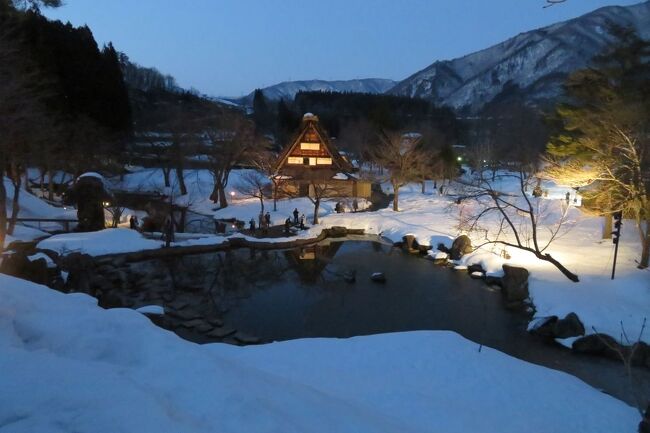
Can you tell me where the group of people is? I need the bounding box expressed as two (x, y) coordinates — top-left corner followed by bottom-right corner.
(249, 211), (272, 234)
(284, 208), (306, 233)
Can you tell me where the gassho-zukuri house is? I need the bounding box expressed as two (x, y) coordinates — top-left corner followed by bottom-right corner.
(274, 113), (372, 199)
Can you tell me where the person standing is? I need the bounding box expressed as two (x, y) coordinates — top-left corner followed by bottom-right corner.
(293, 208), (299, 224)
(265, 212), (271, 227)
(565, 191), (570, 205)
(352, 199), (358, 213)
(284, 217), (292, 234)
(249, 217), (256, 234)
(129, 215), (136, 229)
(299, 213), (305, 230)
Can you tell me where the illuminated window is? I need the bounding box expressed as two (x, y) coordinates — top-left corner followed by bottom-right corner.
(309, 157), (317, 166)
(316, 157), (332, 165)
(287, 157), (302, 164)
(300, 142), (320, 151)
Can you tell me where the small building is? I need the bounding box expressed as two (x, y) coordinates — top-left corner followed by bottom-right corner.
(275, 113), (371, 199)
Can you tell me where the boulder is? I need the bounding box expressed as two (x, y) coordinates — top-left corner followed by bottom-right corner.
(501, 265), (529, 302)
(571, 333), (622, 360)
(552, 312), (585, 339)
(449, 235), (472, 260)
(343, 270), (356, 283)
(402, 235), (420, 254)
(0, 252), (50, 285)
(630, 342), (650, 368)
(370, 272), (386, 283)
(529, 316), (558, 337)
(328, 226), (348, 238)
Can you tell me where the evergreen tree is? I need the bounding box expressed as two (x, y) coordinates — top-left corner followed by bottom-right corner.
(252, 88), (271, 132)
(545, 27), (650, 267)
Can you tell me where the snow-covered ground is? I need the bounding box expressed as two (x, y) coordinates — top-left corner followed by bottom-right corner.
(0, 273), (638, 433)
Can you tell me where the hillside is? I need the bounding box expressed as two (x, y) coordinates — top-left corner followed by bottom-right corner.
(388, 1), (650, 112)
(237, 78), (397, 106)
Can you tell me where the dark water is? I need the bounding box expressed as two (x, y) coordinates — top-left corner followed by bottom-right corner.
(167, 237), (648, 408)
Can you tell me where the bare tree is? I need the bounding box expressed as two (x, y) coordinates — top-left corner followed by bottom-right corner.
(305, 178), (347, 225)
(235, 170), (270, 215)
(459, 168), (579, 282)
(372, 130), (428, 211)
(204, 113), (260, 209)
(248, 150), (286, 212)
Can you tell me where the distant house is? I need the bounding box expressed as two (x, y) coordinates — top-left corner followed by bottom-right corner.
(275, 113), (371, 199)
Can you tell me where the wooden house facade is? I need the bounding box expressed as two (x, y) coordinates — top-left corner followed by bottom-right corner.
(275, 113), (371, 199)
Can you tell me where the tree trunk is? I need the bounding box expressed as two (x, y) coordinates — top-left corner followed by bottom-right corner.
(47, 166), (54, 201)
(0, 170), (7, 250)
(218, 185), (228, 209)
(421, 181), (425, 194)
(313, 199), (320, 225)
(602, 214), (612, 239)
(639, 219), (649, 269)
(259, 194), (264, 215)
(392, 183), (399, 211)
(39, 168), (45, 196)
(178, 208), (187, 233)
(162, 167), (171, 188)
(8, 163), (21, 236)
(175, 166), (187, 196)
(23, 166), (31, 194)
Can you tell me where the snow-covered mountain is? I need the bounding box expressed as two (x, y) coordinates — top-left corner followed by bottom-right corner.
(389, 1), (650, 113)
(238, 78), (397, 105)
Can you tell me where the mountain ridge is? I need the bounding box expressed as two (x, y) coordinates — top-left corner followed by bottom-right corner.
(387, 1), (650, 112)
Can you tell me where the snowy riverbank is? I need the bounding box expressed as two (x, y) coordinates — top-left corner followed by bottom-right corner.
(0, 273), (639, 433)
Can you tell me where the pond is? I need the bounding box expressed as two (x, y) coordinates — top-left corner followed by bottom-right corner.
(143, 236), (648, 407)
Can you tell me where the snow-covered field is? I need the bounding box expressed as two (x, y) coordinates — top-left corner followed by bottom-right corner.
(0, 273), (639, 433)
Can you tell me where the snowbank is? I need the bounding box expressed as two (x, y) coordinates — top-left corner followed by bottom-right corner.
(36, 228), (230, 256)
(0, 274), (638, 433)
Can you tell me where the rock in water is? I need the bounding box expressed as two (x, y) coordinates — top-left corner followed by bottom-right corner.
(450, 235), (472, 260)
(553, 312), (585, 339)
(370, 272), (386, 283)
(501, 265), (529, 302)
(343, 270), (356, 283)
(571, 333), (622, 360)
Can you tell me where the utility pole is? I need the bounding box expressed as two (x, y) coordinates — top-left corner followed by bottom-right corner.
(611, 211), (623, 279)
